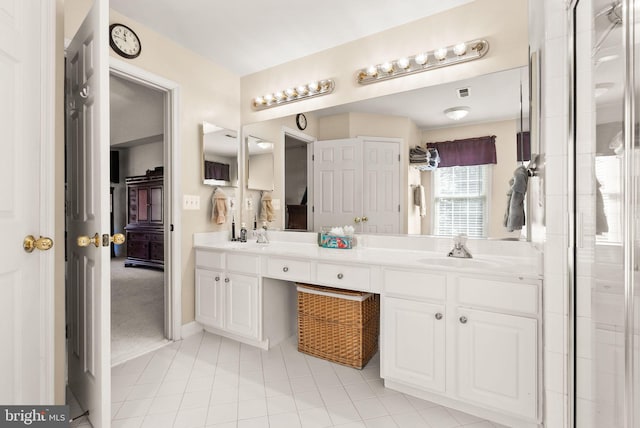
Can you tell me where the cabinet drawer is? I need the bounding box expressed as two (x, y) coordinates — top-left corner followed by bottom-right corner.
(149, 233), (164, 242)
(195, 250), (224, 270)
(456, 276), (539, 316)
(226, 253), (259, 274)
(127, 240), (148, 259)
(150, 242), (164, 261)
(316, 263), (370, 290)
(383, 269), (446, 301)
(127, 232), (149, 241)
(266, 257), (311, 282)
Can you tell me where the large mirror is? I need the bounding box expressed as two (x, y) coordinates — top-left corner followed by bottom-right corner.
(246, 135), (275, 191)
(242, 65), (535, 240)
(202, 122), (239, 187)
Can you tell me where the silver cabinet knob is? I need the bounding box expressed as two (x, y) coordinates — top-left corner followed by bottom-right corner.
(224, 278), (230, 283)
(435, 313), (443, 320)
(337, 273), (344, 279)
(283, 266), (289, 272)
(215, 276), (220, 281)
(459, 316), (468, 324)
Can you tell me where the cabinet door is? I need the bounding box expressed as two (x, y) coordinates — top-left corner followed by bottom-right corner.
(195, 268), (224, 329)
(225, 273), (259, 339)
(382, 297), (446, 392)
(456, 308), (537, 420)
(149, 184), (163, 223)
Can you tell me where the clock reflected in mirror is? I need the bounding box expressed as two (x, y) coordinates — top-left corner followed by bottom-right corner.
(109, 23), (142, 59)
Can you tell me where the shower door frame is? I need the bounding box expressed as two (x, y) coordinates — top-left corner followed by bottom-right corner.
(569, 0), (637, 427)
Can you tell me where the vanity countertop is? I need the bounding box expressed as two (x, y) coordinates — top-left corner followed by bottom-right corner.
(194, 233), (542, 280)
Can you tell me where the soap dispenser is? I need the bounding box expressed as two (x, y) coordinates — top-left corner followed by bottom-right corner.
(239, 222), (247, 242)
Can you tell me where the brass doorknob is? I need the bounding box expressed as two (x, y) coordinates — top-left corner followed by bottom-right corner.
(23, 235), (54, 253)
(77, 233), (100, 248)
(362, 216), (368, 222)
(354, 217), (362, 223)
(109, 233), (126, 245)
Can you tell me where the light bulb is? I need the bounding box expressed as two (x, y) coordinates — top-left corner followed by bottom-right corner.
(397, 57), (410, 69)
(297, 85), (308, 96)
(285, 88), (296, 98)
(274, 91), (284, 101)
(308, 81), (319, 93)
(254, 96), (264, 106)
(380, 62), (393, 73)
(264, 94), (274, 104)
(453, 43), (467, 56)
(434, 47), (448, 61)
(414, 53), (428, 65)
(366, 65), (378, 76)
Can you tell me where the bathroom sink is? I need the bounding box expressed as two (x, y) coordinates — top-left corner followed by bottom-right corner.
(416, 256), (503, 269)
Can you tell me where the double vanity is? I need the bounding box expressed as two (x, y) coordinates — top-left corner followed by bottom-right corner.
(193, 231), (543, 428)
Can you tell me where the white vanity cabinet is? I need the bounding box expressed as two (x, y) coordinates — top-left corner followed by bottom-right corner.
(381, 268), (541, 427)
(382, 297), (446, 392)
(195, 249), (260, 343)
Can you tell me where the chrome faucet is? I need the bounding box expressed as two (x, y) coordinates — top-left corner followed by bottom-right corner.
(448, 234), (472, 259)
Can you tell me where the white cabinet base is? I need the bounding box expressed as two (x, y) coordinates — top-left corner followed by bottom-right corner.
(384, 380), (541, 428)
(202, 325), (269, 350)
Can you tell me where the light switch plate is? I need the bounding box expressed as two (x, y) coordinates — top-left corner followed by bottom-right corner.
(183, 194), (200, 210)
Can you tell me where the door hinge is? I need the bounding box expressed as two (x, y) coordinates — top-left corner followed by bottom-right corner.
(398, 154), (400, 161)
(398, 204), (401, 212)
(170, 224), (174, 232)
(312, 206), (315, 213)
(65, 324), (68, 339)
(312, 154), (315, 161)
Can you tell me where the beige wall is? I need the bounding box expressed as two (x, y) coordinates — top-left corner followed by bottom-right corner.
(421, 119), (522, 239)
(64, 2), (241, 327)
(240, 0), (528, 125)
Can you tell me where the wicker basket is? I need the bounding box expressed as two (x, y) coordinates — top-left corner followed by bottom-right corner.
(296, 283), (379, 369)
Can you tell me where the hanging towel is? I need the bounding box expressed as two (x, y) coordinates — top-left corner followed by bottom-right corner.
(595, 178), (609, 235)
(260, 191), (275, 222)
(503, 166), (529, 232)
(212, 188), (228, 225)
(414, 185), (427, 217)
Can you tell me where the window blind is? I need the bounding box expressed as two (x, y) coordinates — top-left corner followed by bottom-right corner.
(433, 165), (488, 238)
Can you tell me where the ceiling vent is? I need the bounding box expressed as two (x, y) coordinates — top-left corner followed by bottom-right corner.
(456, 87), (470, 98)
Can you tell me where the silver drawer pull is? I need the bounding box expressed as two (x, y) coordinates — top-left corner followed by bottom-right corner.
(459, 316), (468, 324)
(283, 266), (289, 272)
(435, 313), (443, 320)
(215, 276), (220, 281)
(337, 273), (344, 279)
(224, 278), (230, 283)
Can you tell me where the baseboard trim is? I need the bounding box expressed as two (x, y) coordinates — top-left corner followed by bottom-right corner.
(180, 321), (204, 339)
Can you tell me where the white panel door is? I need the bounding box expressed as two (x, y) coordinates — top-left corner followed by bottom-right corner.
(66, 1), (111, 427)
(382, 297), (446, 392)
(456, 308), (537, 419)
(0, 0), (54, 404)
(195, 268), (224, 329)
(313, 138), (362, 230)
(225, 273), (259, 339)
(362, 139), (400, 233)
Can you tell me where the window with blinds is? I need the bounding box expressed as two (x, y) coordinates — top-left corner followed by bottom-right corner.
(432, 165), (489, 238)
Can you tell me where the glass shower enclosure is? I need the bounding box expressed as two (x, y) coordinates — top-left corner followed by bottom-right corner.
(573, 0), (639, 426)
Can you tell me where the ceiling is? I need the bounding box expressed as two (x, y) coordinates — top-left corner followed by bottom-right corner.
(109, 0), (473, 76)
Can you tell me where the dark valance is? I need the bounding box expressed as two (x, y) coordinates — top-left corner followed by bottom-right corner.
(516, 131), (531, 162)
(204, 161), (230, 181)
(426, 135), (497, 167)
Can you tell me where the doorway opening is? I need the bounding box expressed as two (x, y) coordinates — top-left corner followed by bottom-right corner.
(283, 130), (314, 231)
(109, 73), (168, 365)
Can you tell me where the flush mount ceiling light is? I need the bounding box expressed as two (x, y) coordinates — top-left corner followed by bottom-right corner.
(356, 39), (489, 85)
(256, 141), (273, 150)
(595, 82), (614, 97)
(444, 106), (470, 121)
(252, 79), (335, 110)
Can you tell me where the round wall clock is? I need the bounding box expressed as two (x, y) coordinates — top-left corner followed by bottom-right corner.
(296, 113), (307, 130)
(109, 23), (142, 59)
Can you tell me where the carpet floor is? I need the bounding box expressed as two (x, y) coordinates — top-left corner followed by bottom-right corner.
(111, 258), (166, 366)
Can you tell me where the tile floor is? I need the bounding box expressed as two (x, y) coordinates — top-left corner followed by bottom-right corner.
(76, 331), (510, 428)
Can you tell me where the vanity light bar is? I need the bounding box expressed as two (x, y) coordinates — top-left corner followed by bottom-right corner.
(252, 79), (335, 110)
(356, 39), (489, 85)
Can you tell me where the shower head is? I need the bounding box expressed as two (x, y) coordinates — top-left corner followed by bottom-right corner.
(593, 2), (623, 57)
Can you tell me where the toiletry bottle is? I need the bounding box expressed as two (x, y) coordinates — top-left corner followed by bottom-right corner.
(240, 222), (247, 242)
